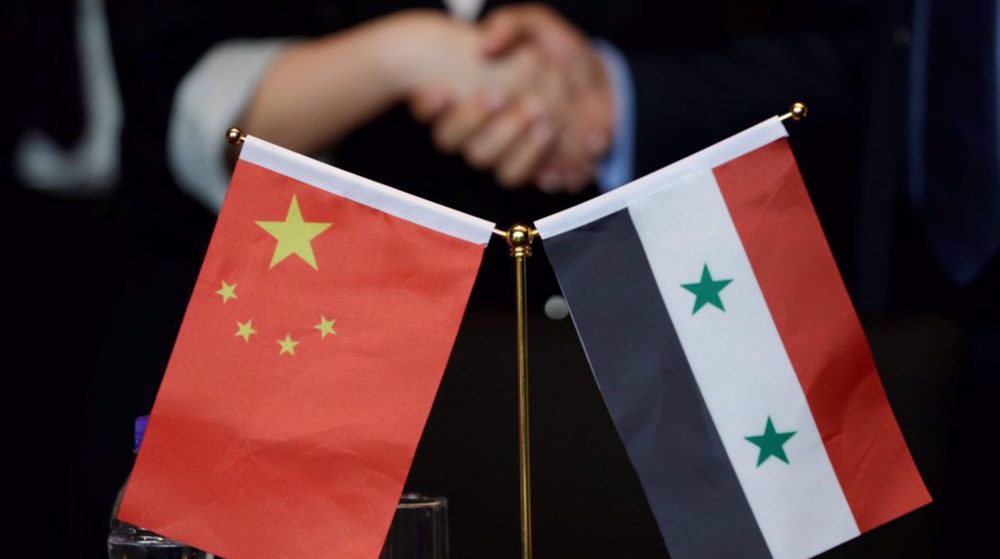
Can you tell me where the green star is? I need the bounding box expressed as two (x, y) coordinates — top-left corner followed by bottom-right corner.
(681, 264), (733, 314)
(744, 416), (796, 467)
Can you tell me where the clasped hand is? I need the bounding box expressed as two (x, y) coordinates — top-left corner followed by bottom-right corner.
(403, 5), (614, 193)
(243, 5), (613, 194)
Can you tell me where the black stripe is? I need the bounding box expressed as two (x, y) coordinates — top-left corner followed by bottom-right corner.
(543, 209), (770, 559)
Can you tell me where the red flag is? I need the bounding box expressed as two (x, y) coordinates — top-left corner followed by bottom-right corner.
(118, 137), (494, 558)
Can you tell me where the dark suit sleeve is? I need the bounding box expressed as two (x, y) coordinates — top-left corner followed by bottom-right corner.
(625, 30), (859, 175)
(577, 0), (871, 288)
(551, 0), (868, 176)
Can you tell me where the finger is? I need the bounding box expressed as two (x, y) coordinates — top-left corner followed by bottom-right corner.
(496, 120), (555, 189)
(462, 98), (540, 170)
(534, 158), (569, 193)
(586, 130), (611, 157)
(409, 86), (452, 123)
(536, 162), (592, 194)
(534, 142), (593, 194)
(578, 90), (615, 156)
(564, 163), (596, 194)
(432, 91), (507, 154)
(480, 10), (524, 56)
(529, 15), (576, 64)
(481, 5), (562, 56)
(554, 132), (592, 175)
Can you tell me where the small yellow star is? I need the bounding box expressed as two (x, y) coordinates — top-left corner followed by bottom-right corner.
(235, 320), (257, 343)
(314, 316), (337, 338)
(256, 195), (333, 270)
(215, 281), (237, 303)
(277, 334), (299, 356)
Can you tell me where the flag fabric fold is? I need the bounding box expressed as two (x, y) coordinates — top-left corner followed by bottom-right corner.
(537, 119), (931, 559)
(118, 136), (494, 559)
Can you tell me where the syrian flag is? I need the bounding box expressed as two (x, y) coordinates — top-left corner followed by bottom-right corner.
(536, 119), (931, 559)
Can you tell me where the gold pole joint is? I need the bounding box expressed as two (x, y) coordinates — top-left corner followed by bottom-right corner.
(506, 224), (537, 258)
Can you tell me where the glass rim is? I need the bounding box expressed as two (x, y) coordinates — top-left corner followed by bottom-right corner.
(397, 492), (447, 510)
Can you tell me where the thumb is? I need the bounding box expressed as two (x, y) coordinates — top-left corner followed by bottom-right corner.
(480, 10), (524, 56)
(409, 86), (452, 123)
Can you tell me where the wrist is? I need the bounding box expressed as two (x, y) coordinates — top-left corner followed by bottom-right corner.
(369, 10), (456, 98)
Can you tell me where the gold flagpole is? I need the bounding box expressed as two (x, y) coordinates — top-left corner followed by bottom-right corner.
(227, 103), (804, 148)
(226, 102), (804, 148)
(495, 224), (537, 559)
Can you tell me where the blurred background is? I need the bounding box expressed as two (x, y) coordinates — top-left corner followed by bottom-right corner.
(4, 0), (997, 557)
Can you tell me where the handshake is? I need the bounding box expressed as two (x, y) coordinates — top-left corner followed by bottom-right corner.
(244, 5), (615, 195)
(402, 6), (615, 194)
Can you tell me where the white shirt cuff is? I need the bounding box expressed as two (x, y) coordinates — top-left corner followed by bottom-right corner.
(167, 39), (290, 212)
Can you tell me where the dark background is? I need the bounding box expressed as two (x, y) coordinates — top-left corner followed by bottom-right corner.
(4, 0), (997, 556)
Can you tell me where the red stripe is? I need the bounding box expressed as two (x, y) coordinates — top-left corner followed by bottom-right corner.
(714, 140), (931, 532)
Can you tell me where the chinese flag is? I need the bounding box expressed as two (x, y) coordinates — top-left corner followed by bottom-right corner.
(118, 137), (494, 558)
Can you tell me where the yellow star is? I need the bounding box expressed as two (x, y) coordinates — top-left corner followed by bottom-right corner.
(315, 316), (337, 338)
(255, 195), (332, 270)
(216, 281), (237, 303)
(235, 320), (257, 343)
(277, 333), (299, 356)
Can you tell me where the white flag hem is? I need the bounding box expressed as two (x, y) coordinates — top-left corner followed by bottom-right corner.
(240, 136), (496, 245)
(534, 117), (788, 239)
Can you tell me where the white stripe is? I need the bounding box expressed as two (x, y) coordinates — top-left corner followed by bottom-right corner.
(239, 136), (495, 245)
(627, 170), (859, 559)
(534, 117), (787, 239)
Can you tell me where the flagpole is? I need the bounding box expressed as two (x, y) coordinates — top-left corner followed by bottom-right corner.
(497, 224), (538, 559)
(226, 102), (804, 149)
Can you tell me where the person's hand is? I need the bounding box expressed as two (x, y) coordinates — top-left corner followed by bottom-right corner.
(400, 13), (569, 189)
(410, 67), (570, 189)
(389, 12), (543, 104)
(480, 4), (615, 192)
(409, 5), (614, 193)
(241, 10), (531, 154)
(236, 7), (607, 189)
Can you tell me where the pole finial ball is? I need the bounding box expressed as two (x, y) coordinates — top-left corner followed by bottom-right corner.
(789, 102), (808, 121)
(226, 127), (245, 145)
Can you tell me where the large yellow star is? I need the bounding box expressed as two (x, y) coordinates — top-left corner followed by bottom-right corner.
(235, 319), (257, 343)
(314, 315), (337, 338)
(256, 195), (332, 270)
(277, 333), (300, 356)
(216, 281), (237, 303)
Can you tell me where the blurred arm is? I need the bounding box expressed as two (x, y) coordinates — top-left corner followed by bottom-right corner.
(624, 32), (857, 176)
(239, 13), (448, 154)
(167, 39), (288, 211)
(167, 11), (482, 211)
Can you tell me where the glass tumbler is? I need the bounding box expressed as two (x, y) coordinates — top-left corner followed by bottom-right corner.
(379, 493), (449, 559)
